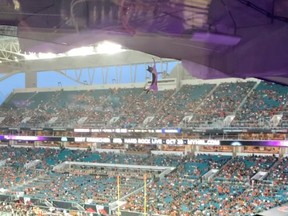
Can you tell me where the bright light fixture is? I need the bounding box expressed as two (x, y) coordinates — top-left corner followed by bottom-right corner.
(24, 52), (37, 60)
(66, 46), (95, 57)
(38, 52), (58, 59)
(24, 52), (60, 60)
(95, 41), (123, 54)
(13, 0), (20, 10)
(23, 41), (123, 61)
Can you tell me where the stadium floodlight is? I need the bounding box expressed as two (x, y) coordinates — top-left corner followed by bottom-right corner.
(37, 52), (58, 59)
(24, 52), (61, 60)
(24, 52), (38, 60)
(66, 46), (95, 57)
(23, 41), (123, 61)
(95, 41), (123, 54)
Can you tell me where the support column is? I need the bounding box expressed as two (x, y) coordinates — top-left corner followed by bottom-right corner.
(61, 142), (67, 148)
(34, 141), (41, 147)
(176, 63), (183, 91)
(233, 146), (242, 157)
(193, 145), (199, 156)
(25, 71), (37, 88)
(279, 147), (288, 158)
(91, 142), (101, 151)
(185, 145), (193, 155)
(9, 140), (16, 146)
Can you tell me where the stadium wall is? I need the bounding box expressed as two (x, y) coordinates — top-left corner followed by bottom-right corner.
(12, 77), (259, 95)
(180, 77), (260, 85)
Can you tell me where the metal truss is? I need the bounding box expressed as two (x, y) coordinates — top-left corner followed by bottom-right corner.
(56, 66), (126, 85)
(0, 37), (23, 62)
(56, 69), (90, 85)
(54, 60), (173, 85)
(237, 0), (288, 24)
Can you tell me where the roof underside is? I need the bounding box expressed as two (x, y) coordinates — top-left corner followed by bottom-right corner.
(0, 0), (287, 84)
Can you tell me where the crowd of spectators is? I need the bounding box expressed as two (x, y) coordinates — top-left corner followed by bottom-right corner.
(176, 154), (231, 179)
(146, 84), (215, 128)
(218, 185), (288, 216)
(124, 178), (248, 215)
(191, 81), (256, 127)
(215, 155), (277, 182)
(0, 200), (39, 216)
(0, 146), (287, 215)
(22, 172), (143, 205)
(279, 105), (288, 127)
(0, 200), (94, 215)
(123, 176), (197, 215)
(123, 154), (288, 216)
(266, 156), (288, 184)
(3, 79), (288, 214)
(115, 89), (174, 128)
(0, 80), (288, 129)
(232, 81), (288, 127)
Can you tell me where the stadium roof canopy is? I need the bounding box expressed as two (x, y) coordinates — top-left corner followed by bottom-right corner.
(0, 48), (174, 74)
(0, 0), (287, 84)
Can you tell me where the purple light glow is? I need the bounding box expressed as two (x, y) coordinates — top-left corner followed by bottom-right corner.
(245, 140), (288, 147)
(4, 135), (45, 141)
(191, 33), (241, 46)
(277, 141), (288, 147)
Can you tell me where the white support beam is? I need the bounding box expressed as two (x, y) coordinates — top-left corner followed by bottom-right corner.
(0, 50), (175, 74)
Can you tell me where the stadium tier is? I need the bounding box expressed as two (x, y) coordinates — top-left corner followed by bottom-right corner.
(1, 79), (288, 129)
(0, 147), (287, 215)
(0, 79), (287, 215)
(0, 0), (287, 215)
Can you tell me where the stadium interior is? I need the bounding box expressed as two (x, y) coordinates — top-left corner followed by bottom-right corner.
(0, 0), (287, 216)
